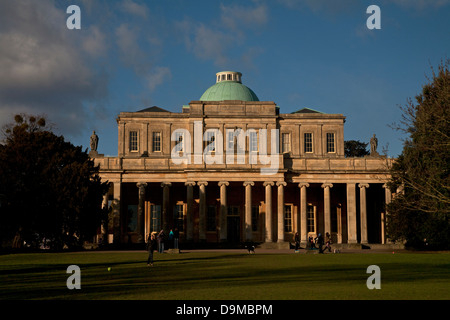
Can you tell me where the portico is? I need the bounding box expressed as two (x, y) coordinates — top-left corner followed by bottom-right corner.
(94, 70), (393, 248)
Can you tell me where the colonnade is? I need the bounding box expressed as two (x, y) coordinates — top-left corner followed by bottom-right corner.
(106, 180), (392, 245)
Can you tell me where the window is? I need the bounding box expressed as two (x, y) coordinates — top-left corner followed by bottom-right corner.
(129, 131), (138, 152)
(304, 133), (313, 153)
(207, 206), (216, 231)
(307, 205), (315, 233)
(327, 133), (335, 153)
(150, 205), (161, 233)
(127, 205), (138, 232)
(152, 132), (161, 152)
(228, 206), (239, 216)
(174, 132), (184, 152)
(174, 204), (184, 232)
(251, 206), (259, 232)
(249, 131), (258, 152)
(331, 206), (338, 233)
(282, 133), (291, 153)
(284, 205), (292, 232)
(227, 129), (244, 153)
(206, 131), (216, 152)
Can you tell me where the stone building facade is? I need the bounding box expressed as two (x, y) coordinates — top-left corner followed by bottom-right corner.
(94, 71), (392, 248)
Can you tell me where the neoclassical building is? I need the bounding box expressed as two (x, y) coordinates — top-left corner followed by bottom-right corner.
(94, 71), (393, 248)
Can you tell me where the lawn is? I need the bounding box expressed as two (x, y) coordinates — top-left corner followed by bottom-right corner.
(0, 250), (449, 300)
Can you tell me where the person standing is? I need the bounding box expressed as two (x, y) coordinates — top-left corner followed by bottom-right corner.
(157, 230), (165, 253)
(147, 233), (157, 266)
(317, 233), (324, 253)
(294, 232), (300, 252)
(168, 229), (174, 249)
(173, 227), (180, 250)
(325, 232), (332, 252)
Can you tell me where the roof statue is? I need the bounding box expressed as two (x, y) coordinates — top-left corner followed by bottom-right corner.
(89, 130), (103, 158)
(370, 134), (379, 156)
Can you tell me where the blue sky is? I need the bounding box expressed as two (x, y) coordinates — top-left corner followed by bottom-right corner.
(0, 0), (449, 157)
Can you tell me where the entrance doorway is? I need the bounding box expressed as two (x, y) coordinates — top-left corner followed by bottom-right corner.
(227, 206), (240, 243)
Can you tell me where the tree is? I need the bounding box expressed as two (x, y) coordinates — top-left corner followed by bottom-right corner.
(344, 140), (370, 157)
(0, 114), (109, 249)
(387, 60), (450, 249)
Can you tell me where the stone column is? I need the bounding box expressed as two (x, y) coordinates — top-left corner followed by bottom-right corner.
(101, 191), (109, 244)
(321, 183), (333, 238)
(198, 181), (208, 241)
(298, 183), (310, 246)
(346, 183), (357, 244)
(218, 181), (229, 242)
(359, 183), (370, 244)
(263, 182), (274, 242)
(185, 182), (196, 241)
(243, 181), (255, 241)
(136, 182), (147, 244)
(382, 183), (392, 245)
(276, 181), (287, 242)
(161, 182), (172, 234)
(112, 181), (122, 244)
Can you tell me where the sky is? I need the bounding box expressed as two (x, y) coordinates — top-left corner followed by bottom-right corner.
(0, 0), (449, 157)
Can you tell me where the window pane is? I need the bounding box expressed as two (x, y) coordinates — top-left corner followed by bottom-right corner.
(251, 206), (258, 231)
(153, 132), (161, 152)
(129, 131), (138, 151)
(284, 205), (292, 232)
(282, 133), (291, 153)
(249, 131), (258, 152)
(206, 131), (216, 152)
(174, 204), (184, 232)
(175, 132), (184, 152)
(307, 205), (314, 233)
(207, 206), (216, 231)
(150, 205), (161, 233)
(304, 133), (313, 153)
(327, 133), (335, 153)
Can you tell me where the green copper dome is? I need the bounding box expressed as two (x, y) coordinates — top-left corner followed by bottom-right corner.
(199, 71), (259, 102)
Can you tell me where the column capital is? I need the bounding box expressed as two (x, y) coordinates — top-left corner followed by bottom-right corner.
(136, 182), (148, 189)
(298, 182), (310, 188)
(263, 181), (274, 187)
(243, 181), (255, 187)
(198, 181), (208, 187)
(382, 183), (389, 189)
(358, 183), (370, 189)
(321, 183), (333, 189)
(185, 181), (196, 187)
(218, 181), (229, 187)
(276, 181), (287, 187)
(161, 182), (172, 188)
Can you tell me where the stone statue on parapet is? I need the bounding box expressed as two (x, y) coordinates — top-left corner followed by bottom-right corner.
(89, 130), (103, 158)
(370, 134), (379, 156)
(90, 130), (99, 152)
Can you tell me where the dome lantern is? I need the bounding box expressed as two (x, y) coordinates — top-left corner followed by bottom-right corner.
(200, 71), (259, 102)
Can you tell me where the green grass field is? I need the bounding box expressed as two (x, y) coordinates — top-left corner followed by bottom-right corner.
(0, 250), (449, 300)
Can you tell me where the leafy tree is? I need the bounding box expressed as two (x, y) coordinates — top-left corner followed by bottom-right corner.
(344, 140), (369, 157)
(387, 60), (450, 249)
(0, 114), (109, 249)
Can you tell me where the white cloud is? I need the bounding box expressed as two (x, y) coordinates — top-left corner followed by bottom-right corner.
(121, 0), (149, 19)
(146, 67), (172, 91)
(82, 26), (108, 57)
(176, 2), (269, 68)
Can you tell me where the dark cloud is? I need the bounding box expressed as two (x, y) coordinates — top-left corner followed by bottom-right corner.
(0, 0), (108, 137)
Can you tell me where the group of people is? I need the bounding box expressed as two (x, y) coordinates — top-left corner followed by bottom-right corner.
(146, 227), (180, 266)
(293, 232), (332, 253)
